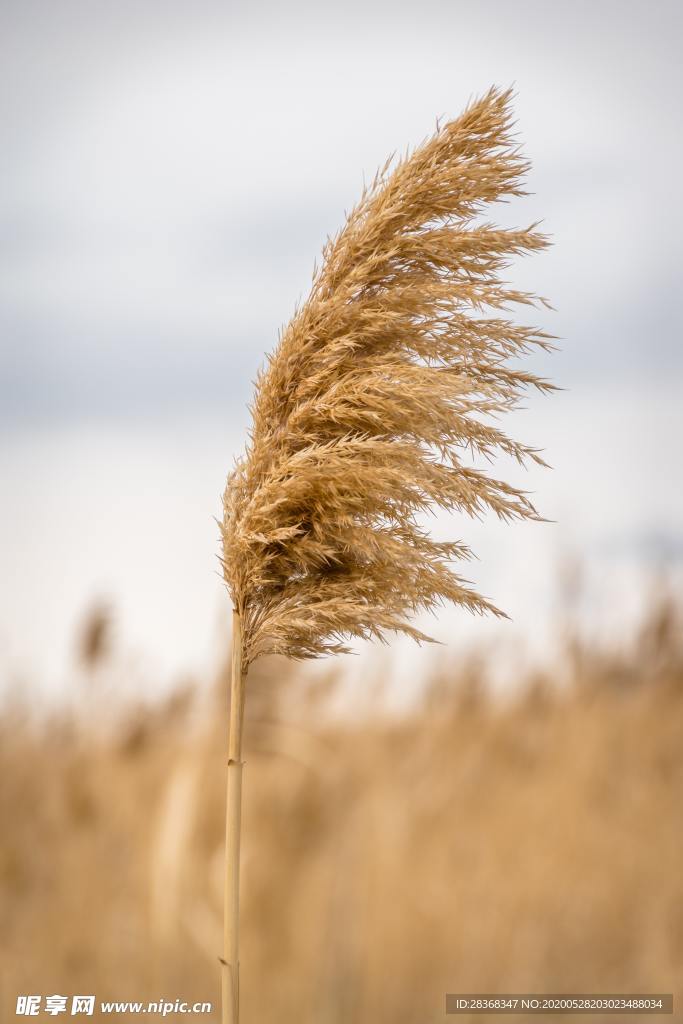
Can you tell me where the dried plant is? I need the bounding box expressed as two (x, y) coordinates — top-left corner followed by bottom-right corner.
(218, 86), (554, 1023)
(222, 86), (553, 667)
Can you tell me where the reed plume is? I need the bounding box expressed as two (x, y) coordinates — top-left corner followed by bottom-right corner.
(219, 86), (554, 1023)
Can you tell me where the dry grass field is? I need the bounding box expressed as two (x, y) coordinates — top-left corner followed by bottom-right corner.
(1, 590), (682, 1022)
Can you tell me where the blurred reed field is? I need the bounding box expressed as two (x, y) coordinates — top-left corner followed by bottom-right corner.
(1, 582), (682, 1023)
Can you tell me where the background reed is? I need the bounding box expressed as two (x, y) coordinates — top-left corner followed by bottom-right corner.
(1, 583), (681, 1022)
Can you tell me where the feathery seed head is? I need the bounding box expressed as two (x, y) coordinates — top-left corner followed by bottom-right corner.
(221, 87), (555, 668)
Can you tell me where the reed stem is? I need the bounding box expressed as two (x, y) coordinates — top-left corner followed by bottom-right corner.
(222, 609), (246, 1024)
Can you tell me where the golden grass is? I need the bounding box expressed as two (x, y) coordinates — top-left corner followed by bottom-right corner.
(1, 592), (681, 1022)
(221, 87), (555, 666)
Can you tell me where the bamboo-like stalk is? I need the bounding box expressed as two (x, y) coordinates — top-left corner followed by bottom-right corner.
(221, 609), (246, 1024)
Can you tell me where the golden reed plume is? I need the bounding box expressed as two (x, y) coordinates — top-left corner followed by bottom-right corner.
(222, 86), (553, 668)
(218, 87), (554, 1023)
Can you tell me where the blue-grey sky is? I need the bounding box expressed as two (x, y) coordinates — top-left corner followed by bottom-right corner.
(1, 0), (682, 694)
(2, 0), (681, 425)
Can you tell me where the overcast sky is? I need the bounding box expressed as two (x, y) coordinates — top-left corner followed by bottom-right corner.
(2, 0), (681, 425)
(1, 1), (682, 693)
